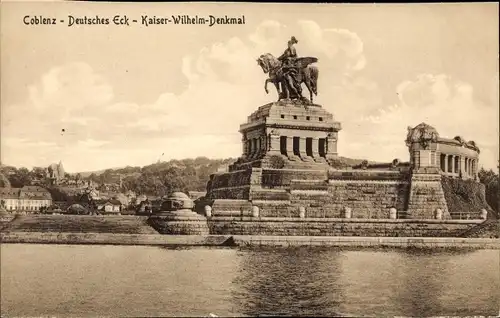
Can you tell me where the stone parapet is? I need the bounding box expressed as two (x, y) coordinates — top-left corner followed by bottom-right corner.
(207, 218), (482, 237)
(328, 169), (408, 181)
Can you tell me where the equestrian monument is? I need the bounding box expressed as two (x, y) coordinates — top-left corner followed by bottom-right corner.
(150, 36), (493, 237)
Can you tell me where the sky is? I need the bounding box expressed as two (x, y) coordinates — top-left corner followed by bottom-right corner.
(1, 2), (499, 172)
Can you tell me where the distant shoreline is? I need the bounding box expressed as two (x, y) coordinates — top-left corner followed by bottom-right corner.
(1, 232), (499, 249)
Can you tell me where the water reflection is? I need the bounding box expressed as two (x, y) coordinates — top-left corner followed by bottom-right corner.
(1, 245), (498, 317)
(396, 249), (499, 316)
(232, 247), (345, 317)
(231, 247), (499, 317)
(397, 249), (449, 316)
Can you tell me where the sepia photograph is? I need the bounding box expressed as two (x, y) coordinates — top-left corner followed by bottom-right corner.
(1, 1), (499, 317)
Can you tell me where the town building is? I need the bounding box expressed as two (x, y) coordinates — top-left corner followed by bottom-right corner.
(47, 161), (65, 185)
(0, 186), (53, 212)
(95, 199), (122, 213)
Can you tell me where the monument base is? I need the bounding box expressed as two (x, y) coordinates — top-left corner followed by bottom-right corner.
(148, 210), (210, 235)
(149, 192), (209, 235)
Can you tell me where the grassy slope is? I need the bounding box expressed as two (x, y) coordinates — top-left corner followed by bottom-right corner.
(2, 215), (159, 234)
(441, 176), (496, 218)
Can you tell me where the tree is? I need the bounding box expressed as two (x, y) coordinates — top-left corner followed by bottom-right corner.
(8, 167), (32, 187)
(32, 167), (46, 179)
(0, 173), (11, 188)
(88, 173), (99, 183)
(478, 168), (499, 214)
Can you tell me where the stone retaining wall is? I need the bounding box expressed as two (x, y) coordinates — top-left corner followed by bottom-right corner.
(407, 173), (449, 219)
(261, 169), (328, 188)
(0, 232), (232, 246)
(2, 232), (498, 249)
(233, 235), (500, 249)
(323, 179), (409, 218)
(208, 218), (481, 237)
(207, 169), (253, 199)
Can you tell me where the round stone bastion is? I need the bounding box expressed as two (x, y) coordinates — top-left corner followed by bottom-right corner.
(148, 192), (209, 235)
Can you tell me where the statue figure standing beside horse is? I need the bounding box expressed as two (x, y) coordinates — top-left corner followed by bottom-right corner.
(257, 36), (319, 103)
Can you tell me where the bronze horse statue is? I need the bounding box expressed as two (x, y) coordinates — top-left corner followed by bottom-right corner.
(257, 53), (319, 103)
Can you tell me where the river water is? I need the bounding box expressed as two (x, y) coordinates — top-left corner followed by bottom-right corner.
(1, 244), (499, 317)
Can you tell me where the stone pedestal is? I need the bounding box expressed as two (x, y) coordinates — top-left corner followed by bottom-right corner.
(149, 192), (209, 235)
(343, 206), (352, 219)
(389, 208), (397, 219)
(434, 208), (443, 220)
(299, 206), (306, 218)
(202, 101), (341, 220)
(231, 101), (341, 170)
(149, 211), (209, 235)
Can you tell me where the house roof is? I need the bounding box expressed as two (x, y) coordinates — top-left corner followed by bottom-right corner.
(96, 199), (122, 206)
(108, 199), (122, 205)
(19, 186), (52, 199)
(0, 188), (21, 199)
(0, 186), (52, 200)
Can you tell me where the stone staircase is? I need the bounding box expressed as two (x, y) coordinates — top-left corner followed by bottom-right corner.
(458, 219), (499, 238)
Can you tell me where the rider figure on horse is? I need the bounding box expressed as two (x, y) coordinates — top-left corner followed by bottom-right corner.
(278, 36), (302, 98)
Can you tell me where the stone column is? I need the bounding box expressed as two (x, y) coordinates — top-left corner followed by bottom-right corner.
(326, 132), (338, 160)
(450, 155), (455, 174)
(311, 137), (320, 158)
(248, 138), (256, 159)
(286, 136), (295, 158)
(460, 156), (465, 179)
(246, 140), (251, 158)
(465, 158), (472, 178)
(299, 137), (307, 158)
(444, 154), (448, 175)
(256, 137), (262, 158)
(242, 137), (248, 158)
(267, 130), (281, 155)
(472, 159), (478, 179)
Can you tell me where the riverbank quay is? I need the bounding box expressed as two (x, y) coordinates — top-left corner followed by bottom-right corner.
(1, 232), (499, 249)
